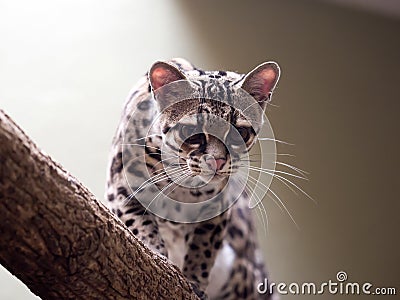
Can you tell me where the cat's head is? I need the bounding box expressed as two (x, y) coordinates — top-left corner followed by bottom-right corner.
(148, 60), (280, 185)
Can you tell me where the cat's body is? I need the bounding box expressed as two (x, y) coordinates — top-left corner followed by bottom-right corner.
(106, 58), (280, 299)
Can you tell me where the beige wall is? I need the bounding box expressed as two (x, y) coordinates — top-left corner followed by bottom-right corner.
(1, 0), (399, 298)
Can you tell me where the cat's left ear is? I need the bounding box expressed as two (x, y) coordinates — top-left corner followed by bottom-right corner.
(149, 61), (187, 91)
(149, 61), (188, 111)
(241, 62), (281, 110)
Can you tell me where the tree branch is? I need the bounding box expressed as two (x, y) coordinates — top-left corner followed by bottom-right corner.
(0, 109), (199, 300)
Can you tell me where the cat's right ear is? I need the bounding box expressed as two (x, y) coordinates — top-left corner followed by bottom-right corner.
(149, 61), (187, 91)
(241, 62), (281, 110)
(149, 61), (188, 111)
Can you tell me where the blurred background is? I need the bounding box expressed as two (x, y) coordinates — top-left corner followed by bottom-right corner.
(1, 0), (399, 299)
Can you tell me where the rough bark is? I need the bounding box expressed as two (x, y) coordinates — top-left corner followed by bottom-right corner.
(0, 109), (199, 300)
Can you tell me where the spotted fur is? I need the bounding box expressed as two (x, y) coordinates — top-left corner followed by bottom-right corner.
(106, 58), (280, 299)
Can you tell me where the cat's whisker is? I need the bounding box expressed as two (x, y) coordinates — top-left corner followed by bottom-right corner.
(267, 102), (280, 108)
(168, 162), (188, 167)
(150, 156), (179, 170)
(257, 137), (294, 145)
(238, 159), (261, 163)
(237, 171), (283, 212)
(268, 187), (300, 230)
(247, 153), (261, 157)
(257, 199), (269, 235)
(273, 172), (315, 204)
(274, 161), (309, 176)
(243, 165), (315, 204)
(152, 155), (186, 174)
(159, 170), (191, 199)
(235, 173), (269, 235)
(141, 168), (190, 213)
(240, 170), (299, 229)
(131, 166), (185, 197)
(261, 171), (300, 197)
(246, 183), (268, 230)
(132, 167), (175, 190)
(130, 174), (169, 198)
(246, 186), (268, 234)
(259, 153), (296, 157)
(120, 192), (136, 208)
(142, 171), (191, 216)
(243, 165), (308, 181)
(247, 152), (295, 158)
(145, 172), (179, 187)
(147, 166), (189, 185)
(152, 162), (186, 174)
(236, 163), (313, 204)
(237, 153), (262, 161)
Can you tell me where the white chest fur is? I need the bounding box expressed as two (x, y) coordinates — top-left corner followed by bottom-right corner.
(158, 220), (236, 299)
(158, 221), (189, 270)
(206, 241), (236, 298)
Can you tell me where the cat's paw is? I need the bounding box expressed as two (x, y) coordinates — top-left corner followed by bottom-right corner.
(190, 282), (208, 300)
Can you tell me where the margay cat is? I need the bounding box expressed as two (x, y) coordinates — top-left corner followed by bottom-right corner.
(106, 58), (280, 299)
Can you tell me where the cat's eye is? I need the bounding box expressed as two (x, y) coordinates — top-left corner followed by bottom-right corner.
(179, 124), (196, 139)
(179, 124), (205, 144)
(185, 133), (205, 144)
(229, 126), (252, 144)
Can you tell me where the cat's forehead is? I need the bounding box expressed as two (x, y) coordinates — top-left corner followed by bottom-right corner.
(185, 69), (244, 83)
(161, 99), (232, 124)
(156, 73), (264, 130)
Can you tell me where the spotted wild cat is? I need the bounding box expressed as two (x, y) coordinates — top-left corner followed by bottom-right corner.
(106, 58), (280, 299)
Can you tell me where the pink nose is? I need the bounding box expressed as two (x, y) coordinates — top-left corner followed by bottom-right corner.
(206, 157), (226, 171)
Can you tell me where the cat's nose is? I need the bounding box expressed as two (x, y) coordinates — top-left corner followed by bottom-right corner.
(205, 157), (226, 171)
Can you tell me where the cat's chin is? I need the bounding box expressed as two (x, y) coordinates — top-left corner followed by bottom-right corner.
(199, 173), (227, 184)
(184, 173), (227, 188)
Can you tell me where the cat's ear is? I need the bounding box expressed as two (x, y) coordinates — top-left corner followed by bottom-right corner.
(241, 62), (281, 110)
(149, 61), (187, 91)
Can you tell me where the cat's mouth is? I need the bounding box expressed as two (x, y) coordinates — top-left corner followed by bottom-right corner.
(187, 155), (227, 176)
(183, 172), (226, 189)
